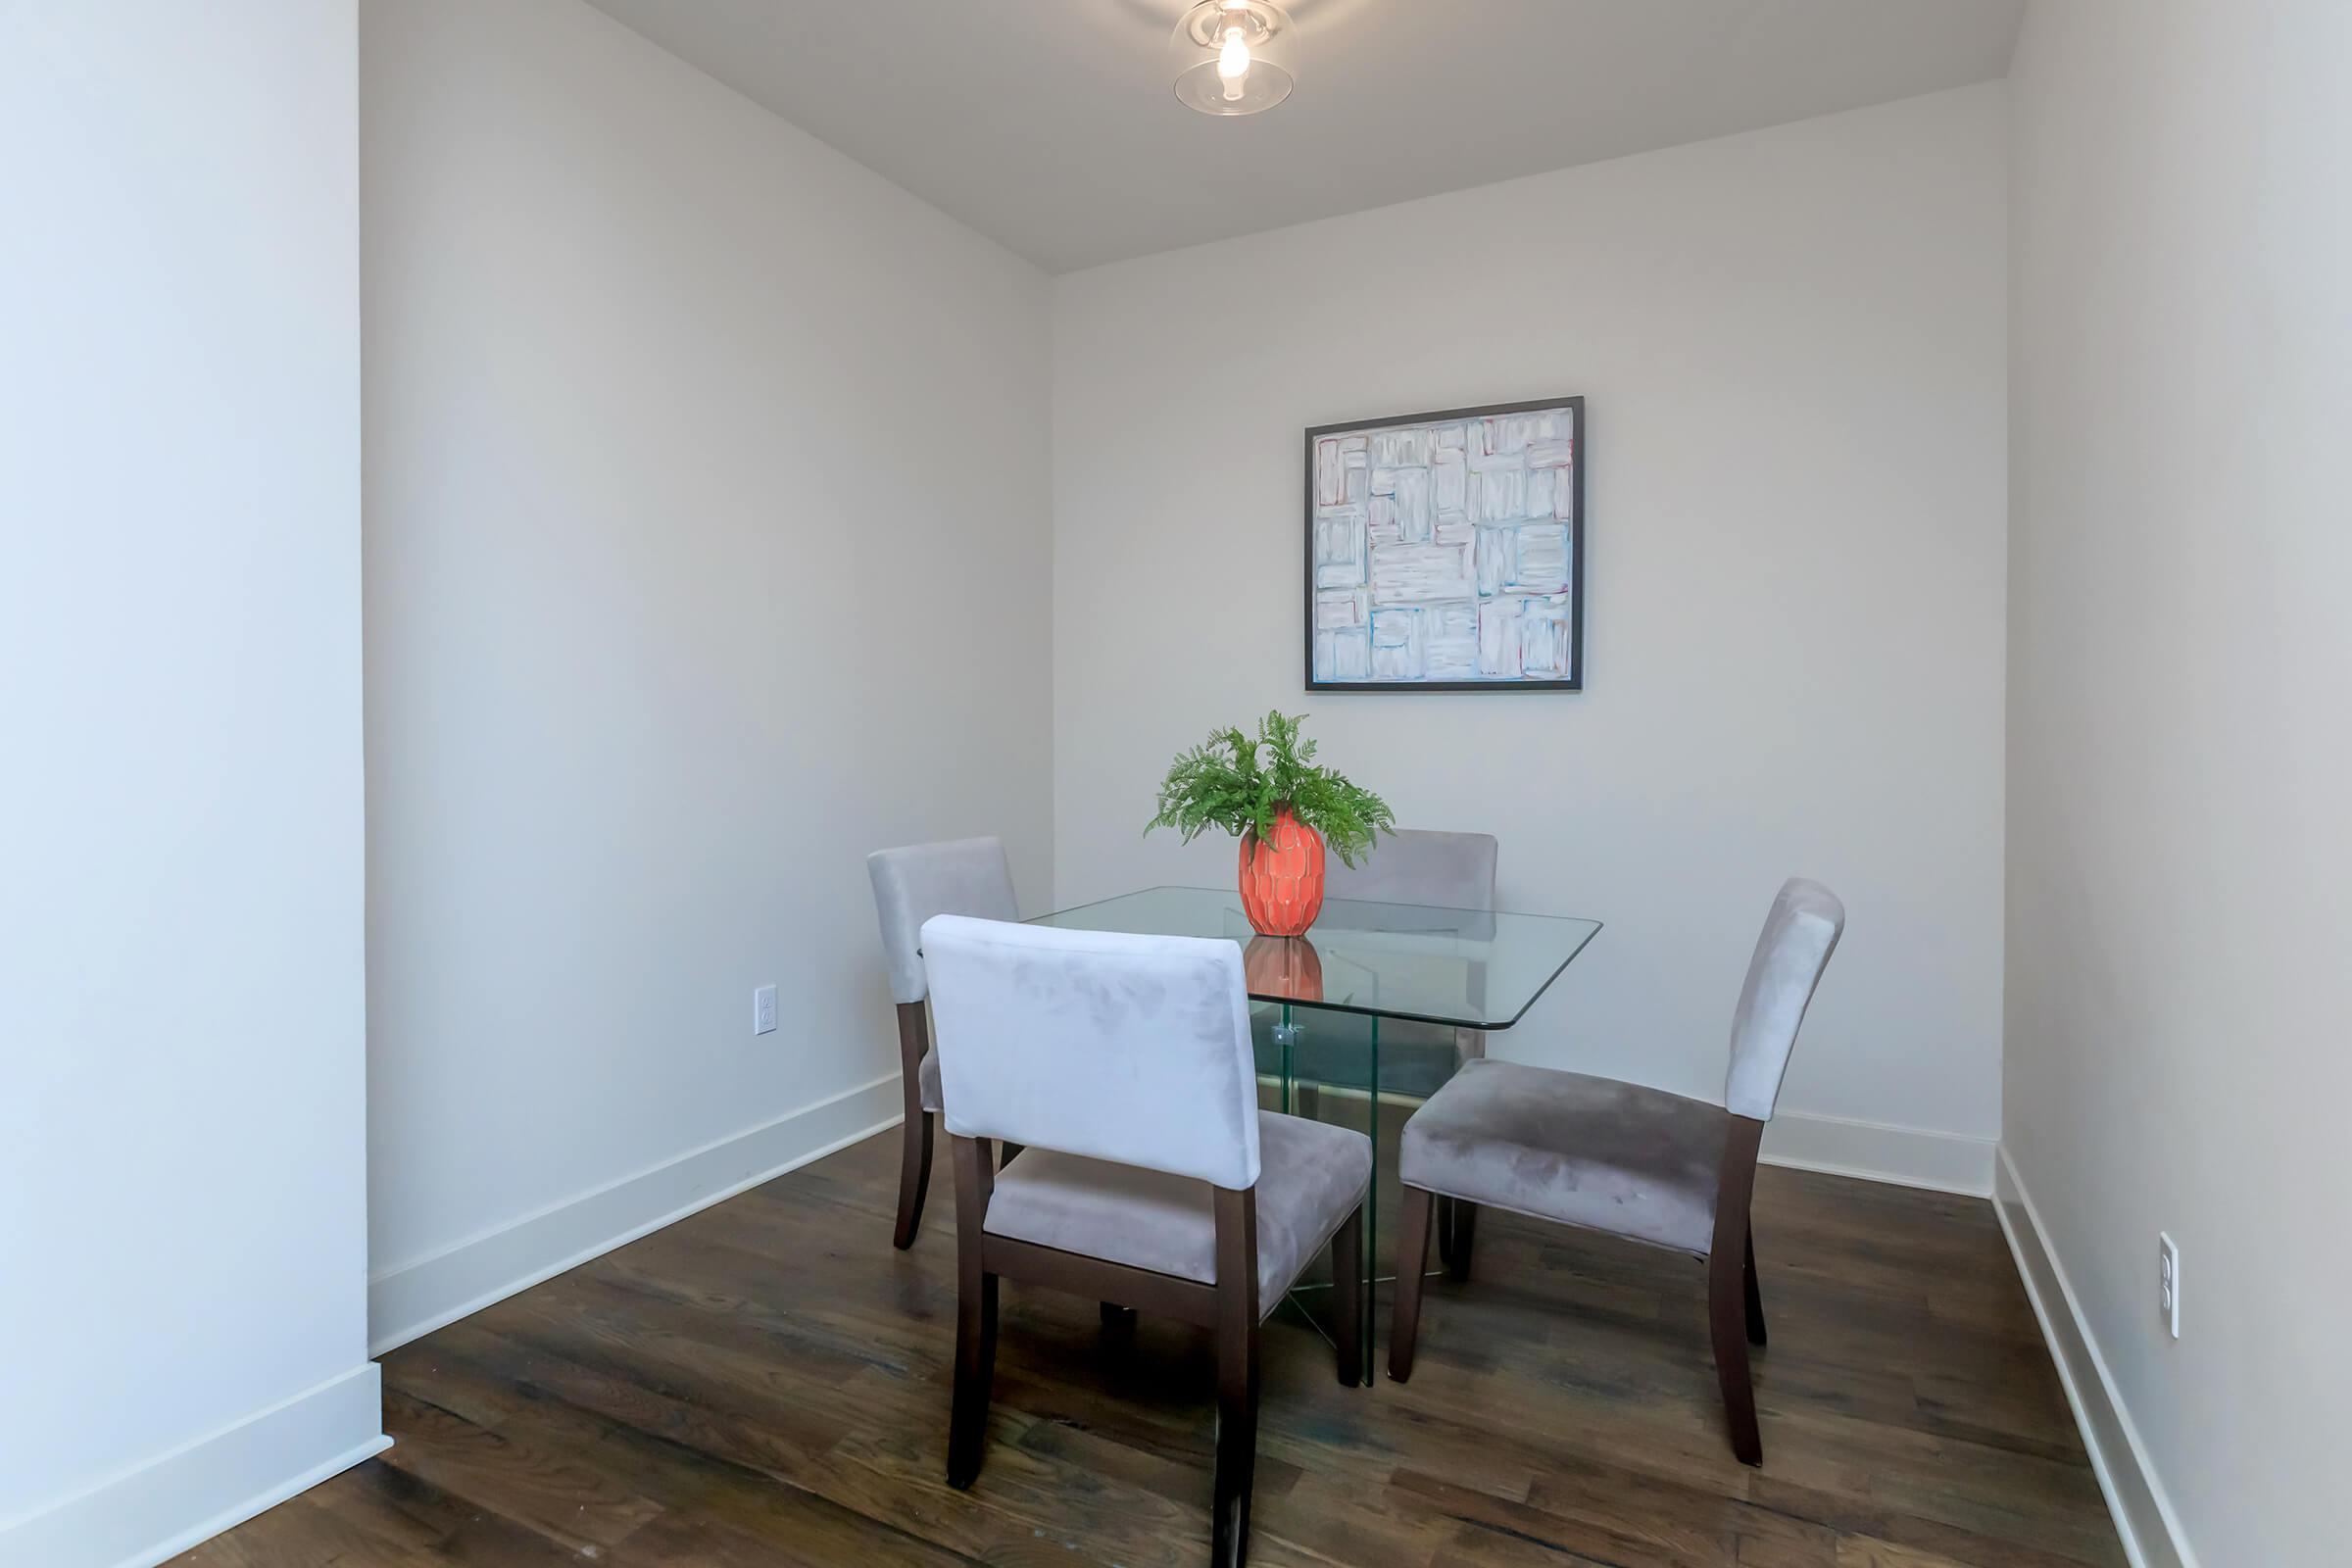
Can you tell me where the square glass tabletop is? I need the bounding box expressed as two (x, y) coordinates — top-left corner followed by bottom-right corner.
(1026, 885), (1600, 1030)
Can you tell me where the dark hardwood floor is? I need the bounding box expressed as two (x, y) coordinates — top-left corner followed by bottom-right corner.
(181, 1127), (2123, 1567)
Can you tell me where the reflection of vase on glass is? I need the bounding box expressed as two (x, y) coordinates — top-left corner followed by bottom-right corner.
(1244, 933), (1323, 1003)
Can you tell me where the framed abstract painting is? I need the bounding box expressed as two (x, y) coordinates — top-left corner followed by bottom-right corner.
(1304, 396), (1584, 692)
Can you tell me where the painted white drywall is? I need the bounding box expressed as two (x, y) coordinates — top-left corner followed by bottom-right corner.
(1052, 86), (2008, 1171)
(361, 0), (1054, 1344)
(2005, 2), (2351, 1561)
(0, 3), (381, 1562)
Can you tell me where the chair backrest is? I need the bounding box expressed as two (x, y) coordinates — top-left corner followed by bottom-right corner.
(1322, 828), (1497, 910)
(1722, 878), (1846, 1122)
(920, 914), (1262, 1190)
(866, 837), (1018, 1004)
(1325, 829), (1500, 1030)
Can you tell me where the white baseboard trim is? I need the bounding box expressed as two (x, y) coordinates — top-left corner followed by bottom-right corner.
(368, 1073), (904, 1355)
(1993, 1145), (2197, 1568)
(1759, 1109), (1996, 1196)
(0, 1362), (387, 1568)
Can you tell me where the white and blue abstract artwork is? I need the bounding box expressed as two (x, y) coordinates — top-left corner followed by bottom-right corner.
(1305, 398), (1583, 691)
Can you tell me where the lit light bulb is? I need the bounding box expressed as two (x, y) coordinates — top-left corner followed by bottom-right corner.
(1217, 25), (1250, 101)
(1173, 0), (1293, 117)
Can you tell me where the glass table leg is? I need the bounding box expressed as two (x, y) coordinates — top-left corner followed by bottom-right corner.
(1362, 1011), (1379, 1382)
(1268, 1005), (1381, 1384)
(1280, 1003), (1294, 1113)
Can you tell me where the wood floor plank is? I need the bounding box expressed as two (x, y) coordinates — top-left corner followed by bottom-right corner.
(303, 1461), (598, 1567)
(1744, 1472), (2117, 1568)
(1835, 1536), (1982, 1568)
(179, 1130), (2123, 1567)
(1395, 1466), (1737, 1567)
(372, 1387), (666, 1553)
(174, 1476), (443, 1568)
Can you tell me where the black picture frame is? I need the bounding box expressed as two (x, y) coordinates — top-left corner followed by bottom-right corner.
(1302, 396), (1585, 693)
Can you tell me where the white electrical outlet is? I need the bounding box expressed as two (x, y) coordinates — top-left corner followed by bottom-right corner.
(753, 984), (778, 1036)
(2158, 1232), (2180, 1339)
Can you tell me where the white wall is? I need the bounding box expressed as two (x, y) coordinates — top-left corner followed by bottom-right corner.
(2003, 2), (2350, 1562)
(361, 0), (1054, 1348)
(0, 4), (381, 1565)
(1053, 86), (2008, 1187)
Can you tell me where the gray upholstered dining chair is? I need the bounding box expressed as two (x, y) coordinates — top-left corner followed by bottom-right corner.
(866, 836), (1019, 1249)
(1323, 826), (1498, 912)
(921, 914), (1371, 1568)
(1325, 825), (1498, 1079)
(1386, 877), (1845, 1467)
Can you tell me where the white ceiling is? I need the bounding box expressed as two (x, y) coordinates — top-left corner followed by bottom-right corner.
(582, 0), (2025, 273)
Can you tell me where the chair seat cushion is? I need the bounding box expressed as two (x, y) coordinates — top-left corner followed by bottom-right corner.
(983, 1111), (1371, 1314)
(1399, 1058), (1726, 1255)
(918, 1046), (942, 1114)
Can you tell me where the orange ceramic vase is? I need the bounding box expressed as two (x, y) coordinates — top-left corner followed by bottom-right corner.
(1237, 806), (1325, 937)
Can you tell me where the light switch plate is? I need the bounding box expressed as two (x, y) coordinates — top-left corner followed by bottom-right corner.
(2158, 1232), (2180, 1338)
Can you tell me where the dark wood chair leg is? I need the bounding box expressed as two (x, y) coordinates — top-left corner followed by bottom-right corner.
(893, 1109), (932, 1250)
(1743, 1230), (1767, 1348)
(998, 1142), (1023, 1166)
(1331, 1200), (1363, 1387)
(1211, 1188), (1260, 1568)
(1709, 1116), (1767, 1465)
(892, 1003), (933, 1250)
(1444, 1200), (1478, 1282)
(947, 1136), (998, 1488)
(1709, 1244), (1760, 1466)
(1388, 1185), (1435, 1382)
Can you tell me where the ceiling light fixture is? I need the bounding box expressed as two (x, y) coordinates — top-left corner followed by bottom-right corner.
(1171, 0), (1297, 117)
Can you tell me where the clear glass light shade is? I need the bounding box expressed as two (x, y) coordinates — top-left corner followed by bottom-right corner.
(1170, 0), (1298, 116)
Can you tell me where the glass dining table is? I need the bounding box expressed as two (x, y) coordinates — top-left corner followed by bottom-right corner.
(1027, 885), (1602, 1377)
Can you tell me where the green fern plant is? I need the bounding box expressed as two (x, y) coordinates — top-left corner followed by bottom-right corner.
(1145, 710), (1396, 867)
